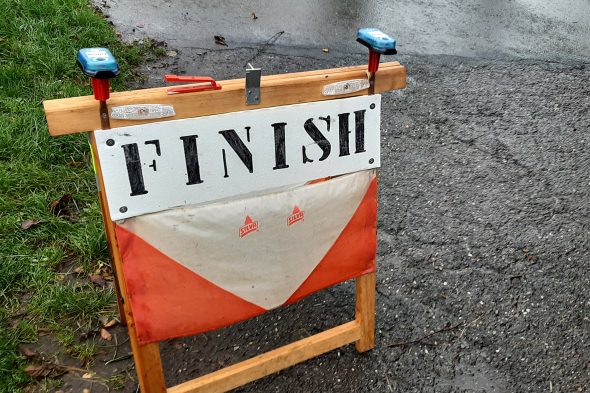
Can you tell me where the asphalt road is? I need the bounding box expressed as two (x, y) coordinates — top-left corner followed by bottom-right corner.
(87, 1), (589, 392)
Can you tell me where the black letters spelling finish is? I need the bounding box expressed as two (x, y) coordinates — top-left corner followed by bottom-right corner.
(354, 110), (366, 153)
(180, 135), (204, 185)
(338, 113), (351, 157)
(271, 122), (289, 170)
(121, 143), (148, 196)
(219, 129), (254, 176)
(302, 117), (331, 164)
(338, 110), (367, 157)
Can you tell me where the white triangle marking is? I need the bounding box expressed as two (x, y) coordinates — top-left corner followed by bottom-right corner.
(118, 171), (373, 309)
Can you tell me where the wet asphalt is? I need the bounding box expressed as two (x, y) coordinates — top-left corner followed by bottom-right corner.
(88, 1), (589, 392)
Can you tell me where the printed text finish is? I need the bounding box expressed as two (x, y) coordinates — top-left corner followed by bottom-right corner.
(96, 95), (381, 220)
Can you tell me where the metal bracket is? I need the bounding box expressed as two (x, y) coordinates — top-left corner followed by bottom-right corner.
(245, 63), (261, 105)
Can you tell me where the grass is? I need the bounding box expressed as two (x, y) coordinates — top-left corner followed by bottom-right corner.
(0, 0), (163, 390)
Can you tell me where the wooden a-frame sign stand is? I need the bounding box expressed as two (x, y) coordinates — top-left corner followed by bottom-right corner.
(44, 62), (406, 392)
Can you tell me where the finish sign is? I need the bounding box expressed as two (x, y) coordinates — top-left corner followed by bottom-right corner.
(96, 95), (381, 220)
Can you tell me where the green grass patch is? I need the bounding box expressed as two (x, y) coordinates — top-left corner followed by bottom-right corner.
(0, 0), (162, 390)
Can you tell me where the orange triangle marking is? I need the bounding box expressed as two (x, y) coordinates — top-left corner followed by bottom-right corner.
(115, 225), (266, 345)
(286, 177), (377, 304)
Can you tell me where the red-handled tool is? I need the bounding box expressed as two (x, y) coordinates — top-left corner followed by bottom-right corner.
(164, 74), (222, 95)
(77, 48), (120, 128)
(356, 28), (397, 94)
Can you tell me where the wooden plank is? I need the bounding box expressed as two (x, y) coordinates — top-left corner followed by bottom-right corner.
(96, 184), (127, 325)
(167, 321), (361, 393)
(355, 271), (376, 352)
(89, 133), (167, 393)
(44, 62), (406, 135)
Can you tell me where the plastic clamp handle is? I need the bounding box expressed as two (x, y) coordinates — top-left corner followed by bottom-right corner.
(164, 74), (222, 94)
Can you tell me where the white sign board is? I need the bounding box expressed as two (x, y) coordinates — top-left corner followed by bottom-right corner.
(96, 95), (381, 220)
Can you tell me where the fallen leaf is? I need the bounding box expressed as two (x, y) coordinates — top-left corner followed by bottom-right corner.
(50, 193), (72, 215)
(82, 372), (94, 379)
(251, 12), (258, 20)
(103, 319), (117, 328)
(20, 347), (37, 358)
(50, 193), (79, 222)
(25, 364), (53, 379)
(214, 35), (228, 46)
(90, 274), (106, 287)
(322, 48), (329, 53)
(100, 328), (112, 341)
(25, 362), (68, 379)
(21, 219), (40, 230)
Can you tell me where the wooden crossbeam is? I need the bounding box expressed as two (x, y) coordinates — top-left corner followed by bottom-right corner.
(164, 272), (375, 393)
(168, 321), (362, 393)
(43, 62), (406, 135)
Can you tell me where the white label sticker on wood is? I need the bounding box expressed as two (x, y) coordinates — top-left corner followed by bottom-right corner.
(95, 95), (381, 220)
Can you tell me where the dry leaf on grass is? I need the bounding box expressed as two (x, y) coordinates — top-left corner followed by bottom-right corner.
(89, 274), (106, 287)
(50, 193), (72, 216)
(82, 372), (94, 379)
(93, 261), (114, 282)
(20, 347), (37, 358)
(25, 365), (52, 378)
(103, 319), (117, 328)
(49, 193), (79, 222)
(99, 316), (117, 328)
(100, 328), (113, 341)
(25, 363), (65, 379)
(20, 219), (40, 230)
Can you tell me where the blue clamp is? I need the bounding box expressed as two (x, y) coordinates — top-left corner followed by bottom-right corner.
(356, 28), (397, 55)
(76, 48), (120, 79)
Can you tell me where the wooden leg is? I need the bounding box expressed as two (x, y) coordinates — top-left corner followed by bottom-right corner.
(90, 134), (166, 391)
(112, 280), (127, 326)
(97, 188), (127, 326)
(128, 339), (166, 393)
(355, 271), (376, 352)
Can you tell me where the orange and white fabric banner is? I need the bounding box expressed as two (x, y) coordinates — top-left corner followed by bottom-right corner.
(115, 170), (377, 344)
